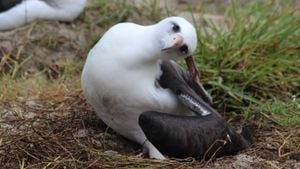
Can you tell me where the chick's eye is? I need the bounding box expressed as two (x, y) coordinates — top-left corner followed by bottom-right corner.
(172, 23), (180, 32)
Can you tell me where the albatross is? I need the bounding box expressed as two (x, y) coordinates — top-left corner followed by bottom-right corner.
(81, 16), (254, 160)
(0, 0), (86, 31)
(82, 16), (204, 159)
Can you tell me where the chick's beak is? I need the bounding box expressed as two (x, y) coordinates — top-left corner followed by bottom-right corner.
(161, 34), (184, 51)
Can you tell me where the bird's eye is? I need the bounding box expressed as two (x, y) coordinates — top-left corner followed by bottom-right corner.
(179, 44), (188, 54)
(172, 23), (180, 32)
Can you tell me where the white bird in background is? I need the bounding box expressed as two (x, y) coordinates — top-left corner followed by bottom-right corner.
(81, 17), (206, 159)
(0, 0), (86, 31)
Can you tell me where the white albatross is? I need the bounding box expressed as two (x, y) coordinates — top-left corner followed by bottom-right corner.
(81, 17), (201, 159)
(0, 0), (86, 31)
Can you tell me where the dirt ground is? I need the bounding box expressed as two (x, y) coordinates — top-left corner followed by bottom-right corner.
(1, 92), (299, 168)
(0, 0), (299, 168)
(1, 95), (299, 168)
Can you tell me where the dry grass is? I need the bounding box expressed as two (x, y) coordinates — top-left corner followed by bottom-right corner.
(1, 94), (298, 168)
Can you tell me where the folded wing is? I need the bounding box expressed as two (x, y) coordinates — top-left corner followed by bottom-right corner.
(158, 60), (217, 117)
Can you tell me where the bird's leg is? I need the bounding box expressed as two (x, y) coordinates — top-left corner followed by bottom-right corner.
(135, 135), (165, 160)
(136, 139), (149, 158)
(143, 139), (165, 160)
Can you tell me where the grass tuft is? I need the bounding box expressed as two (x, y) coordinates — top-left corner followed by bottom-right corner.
(194, 1), (300, 122)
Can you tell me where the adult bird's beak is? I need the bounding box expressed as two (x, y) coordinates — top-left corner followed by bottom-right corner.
(185, 55), (213, 105)
(161, 34), (184, 51)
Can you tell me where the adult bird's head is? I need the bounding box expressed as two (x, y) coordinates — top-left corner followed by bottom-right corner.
(155, 17), (197, 60)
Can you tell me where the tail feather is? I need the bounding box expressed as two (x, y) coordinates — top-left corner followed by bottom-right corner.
(241, 123), (256, 144)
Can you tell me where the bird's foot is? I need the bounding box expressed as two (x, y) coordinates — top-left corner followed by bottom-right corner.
(136, 152), (145, 158)
(137, 140), (165, 160)
(136, 147), (148, 158)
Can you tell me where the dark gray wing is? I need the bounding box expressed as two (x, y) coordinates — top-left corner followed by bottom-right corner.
(139, 111), (254, 159)
(158, 60), (215, 116)
(142, 60), (255, 159)
(171, 60), (212, 105)
(0, 0), (22, 12)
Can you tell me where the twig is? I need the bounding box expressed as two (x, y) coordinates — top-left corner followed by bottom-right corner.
(265, 160), (281, 169)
